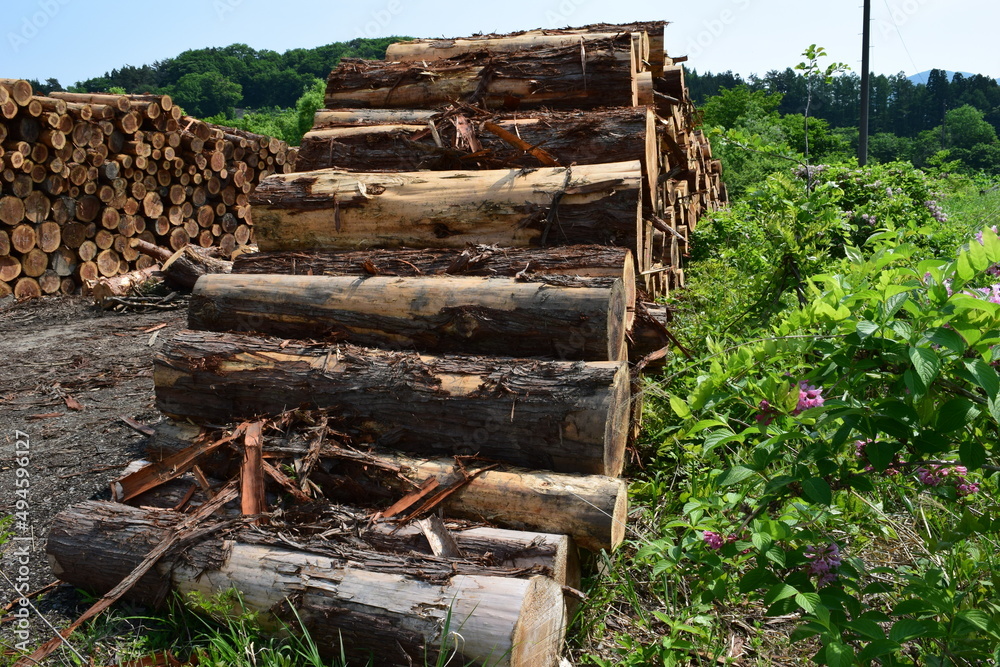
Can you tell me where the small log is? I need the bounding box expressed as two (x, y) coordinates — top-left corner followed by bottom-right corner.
(91, 264), (162, 308)
(160, 244), (232, 290)
(48, 500), (566, 667)
(155, 330), (630, 476)
(188, 274), (628, 361)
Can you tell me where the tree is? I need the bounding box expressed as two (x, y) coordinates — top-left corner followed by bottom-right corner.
(171, 72), (242, 117)
(943, 104), (998, 149)
(700, 85), (782, 129)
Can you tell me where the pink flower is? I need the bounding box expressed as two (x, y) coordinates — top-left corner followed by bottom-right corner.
(805, 542), (842, 587)
(756, 399), (776, 426)
(794, 382), (824, 415)
(917, 464), (978, 497)
(703, 531), (724, 550)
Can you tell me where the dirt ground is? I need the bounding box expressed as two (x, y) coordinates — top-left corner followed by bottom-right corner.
(0, 295), (188, 641)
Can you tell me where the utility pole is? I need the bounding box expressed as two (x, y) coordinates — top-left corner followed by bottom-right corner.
(858, 0), (871, 165)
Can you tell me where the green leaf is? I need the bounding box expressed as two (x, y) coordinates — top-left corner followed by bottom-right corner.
(925, 327), (968, 355)
(908, 346), (941, 390)
(889, 618), (926, 642)
(716, 465), (756, 487)
(955, 609), (999, 637)
(865, 440), (894, 472)
(856, 320), (880, 339)
(824, 641), (856, 667)
(956, 251), (975, 281)
(801, 477), (833, 505)
(844, 618), (886, 640)
(935, 398), (980, 433)
(763, 583), (797, 605)
(739, 567), (777, 593)
(970, 234), (991, 272)
(794, 592), (821, 613)
(959, 439), (987, 470)
(669, 395), (692, 419)
(857, 639), (902, 662)
(880, 291), (909, 322)
(892, 599), (934, 616)
(966, 359), (1000, 399)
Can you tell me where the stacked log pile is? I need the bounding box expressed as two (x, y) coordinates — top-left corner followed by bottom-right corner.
(0, 78), (294, 299)
(41, 22), (723, 667)
(278, 22), (726, 296)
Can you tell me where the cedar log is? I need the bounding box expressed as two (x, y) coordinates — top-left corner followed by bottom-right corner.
(154, 330), (630, 476)
(250, 161), (642, 251)
(47, 500), (566, 667)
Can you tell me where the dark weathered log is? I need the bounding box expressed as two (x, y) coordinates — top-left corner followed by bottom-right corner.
(326, 37), (647, 110)
(296, 108), (654, 172)
(155, 330), (630, 475)
(188, 274), (628, 361)
(48, 500), (566, 667)
(251, 161), (641, 251)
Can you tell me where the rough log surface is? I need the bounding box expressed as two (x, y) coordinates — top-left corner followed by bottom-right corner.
(250, 161), (642, 251)
(188, 274), (628, 361)
(154, 330), (630, 475)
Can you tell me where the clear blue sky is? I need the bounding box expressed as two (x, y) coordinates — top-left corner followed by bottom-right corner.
(4, 0), (997, 87)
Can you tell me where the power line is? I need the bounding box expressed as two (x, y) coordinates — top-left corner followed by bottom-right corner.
(882, 0), (925, 82)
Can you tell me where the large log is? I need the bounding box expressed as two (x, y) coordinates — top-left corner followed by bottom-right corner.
(250, 161), (642, 251)
(295, 107), (656, 173)
(48, 500), (566, 667)
(384, 23), (666, 63)
(150, 420), (627, 552)
(326, 37), (648, 110)
(154, 330), (630, 476)
(188, 274), (628, 361)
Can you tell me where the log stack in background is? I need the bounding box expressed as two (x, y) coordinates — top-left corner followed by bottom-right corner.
(275, 21), (726, 297)
(0, 78), (295, 299)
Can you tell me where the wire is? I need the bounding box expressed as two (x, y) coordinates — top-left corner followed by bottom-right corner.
(881, 0), (925, 82)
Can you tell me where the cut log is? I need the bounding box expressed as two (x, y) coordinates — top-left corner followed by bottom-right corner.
(296, 107), (657, 173)
(91, 264), (162, 308)
(48, 500), (566, 667)
(0, 79), (33, 106)
(188, 274), (628, 361)
(155, 330), (630, 476)
(13, 277), (41, 299)
(326, 37), (647, 110)
(312, 108), (437, 130)
(251, 161), (642, 251)
(159, 243), (232, 289)
(385, 24), (665, 62)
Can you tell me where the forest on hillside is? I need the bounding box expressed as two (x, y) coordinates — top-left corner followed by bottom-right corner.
(689, 68), (1000, 175)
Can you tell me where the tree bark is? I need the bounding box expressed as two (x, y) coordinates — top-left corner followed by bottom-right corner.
(188, 274), (628, 361)
(47, 500), (567, 667)
(155, 330), (630, 476)
(296, 107), (657, 173)
(251, 161), (641, 251)
(91, 264), (162, 308)
(158, 243), (232, 289)
(326, 36), (644, 110)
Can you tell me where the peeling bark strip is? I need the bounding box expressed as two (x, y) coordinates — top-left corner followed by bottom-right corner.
(249, 161), (642, 252)
(188, 274), (629, 361)
(154, 330), (630, 476)
(48, 501), (567, 667)
(326, 36), (646, 110)
(295, 108), (654, 173)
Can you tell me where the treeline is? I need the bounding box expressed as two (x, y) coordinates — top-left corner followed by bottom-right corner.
(688, 68), (1000, 138)
(28, 38), (401, 119)
(691, 67), (1000, 178)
